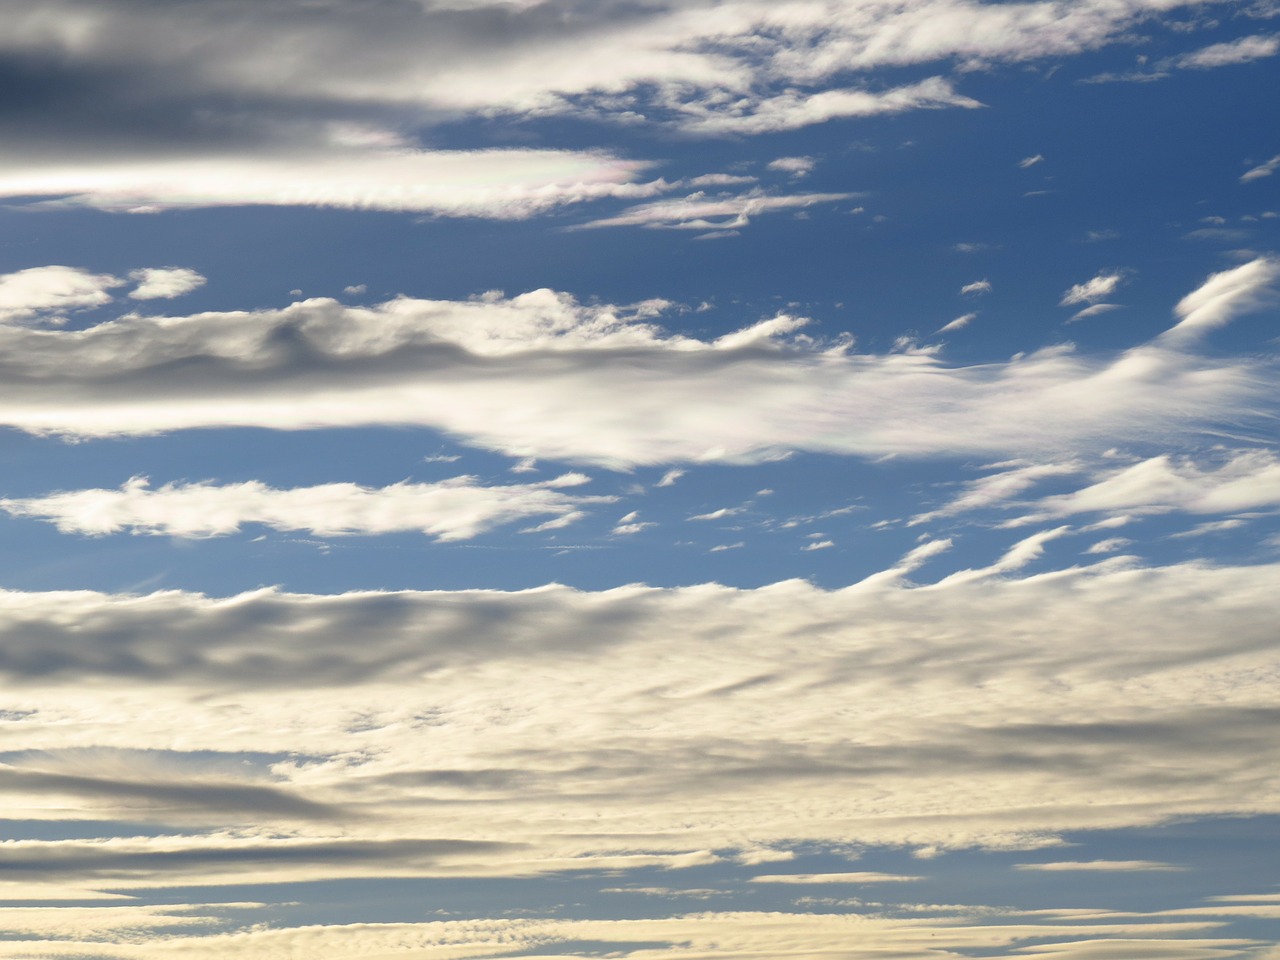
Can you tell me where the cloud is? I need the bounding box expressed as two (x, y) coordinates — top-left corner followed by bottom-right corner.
(689, 506), (745, 521)
(1068, 303), (1122, 322)
(1016, 860), (1186, 872)
(0, 552), (1278, 879)
(1023, 450), (1280, 521)
(576, 188), (858, 232)
(1060, 272), (1125, 305)
(673, 76), (984, 135)
(0, 265), (1272, 468)
(128, 267), (207, 300)
(657, 469), (685, 487)
(1020, 154), (1046, 168)
(0, 147), (665, 216)
(1084, 31), (1279, 83)
(750, 872), (923, 883)
(803, 539), (835, 551)
(910, 461), (1082, 525)
(767, 156), (816, 177)
(960, 279), (992, 296)
(1241, 154), (1280, 182)
(0, 905), (1252, 960)
(0, 473), (614, 541)
(0, 266), (123, 323)
(937, 312), (977, 333)
(1173, 33), (1279, 68)
(1164, 257), (1280, 340)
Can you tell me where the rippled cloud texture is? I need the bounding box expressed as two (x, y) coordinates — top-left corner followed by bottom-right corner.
(0, 1), (1277, 957)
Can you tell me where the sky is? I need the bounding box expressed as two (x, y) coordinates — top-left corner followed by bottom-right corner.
(0, 0), (1278, 957)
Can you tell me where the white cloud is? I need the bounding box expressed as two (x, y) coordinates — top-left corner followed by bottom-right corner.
(576, 188), (858, 232)
(0, 473), (614, 541)
(1060, 272), (1125, 306)
(1084, 537), (1133, 554)
(1025, 450), (1280, 521)
(803, 539), (835, 551)
(128, 267), (207, 300)
(767, 156), (816, 177)
(936, 312), (976, 333)
(1173, 33), (1279, 68)
(673, 77), (984, 135)
(0, 147), (664, 216)
(1019, 154), (1045, 168)
(1068, 303), (1122, 322)
(657, 469), (685, 487)
(960, 279), (992, 296)
(0, 266), (123, 323)
(1164, 257), (1279, 340)
(689, 506), (745, 521)
(910, 461), (1082, 525)
(0, 263), (1271, 469)
(1241, 154), (1280, 182)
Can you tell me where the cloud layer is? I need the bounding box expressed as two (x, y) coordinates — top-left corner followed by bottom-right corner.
(0, 552), (1276, 886)
(0, 261), (1272, 467)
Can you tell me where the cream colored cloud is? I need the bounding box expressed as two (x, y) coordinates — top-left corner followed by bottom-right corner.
(0, 473), (613, 540)
(0, 905), (1245, 960)
(128, 267), (207, 300)
(0, 266), (123, 323)
(0, 552), (1276, 880)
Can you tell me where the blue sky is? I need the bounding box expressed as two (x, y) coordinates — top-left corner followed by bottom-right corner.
(0, 1), (1278, 957)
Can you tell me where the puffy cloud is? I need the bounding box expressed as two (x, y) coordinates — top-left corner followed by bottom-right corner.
(0, 265), (122, 323)
(0, 472), (613, 541)
(1060, 272), (1126, 306)
(128, 268), (207, 300)
(0, 264), (1272, 468)
(767, 156), (816, 177)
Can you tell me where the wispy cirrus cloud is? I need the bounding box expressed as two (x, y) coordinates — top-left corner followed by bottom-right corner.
(576, 187), (858, 232)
